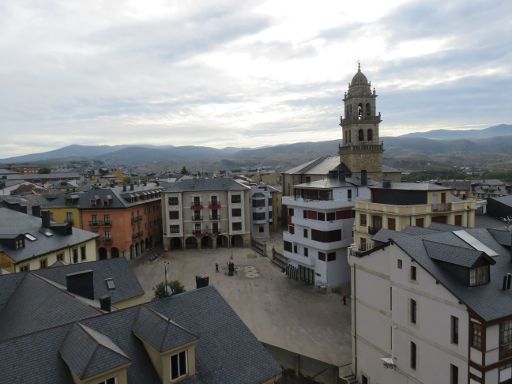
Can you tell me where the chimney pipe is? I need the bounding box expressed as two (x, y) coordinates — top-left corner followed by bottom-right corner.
(41, 211), (51, 228)
(361, 170), (367, 186)
(99, 295), (111, 312)
(507, 273), (511, 290)
(503, 275), (508, 290)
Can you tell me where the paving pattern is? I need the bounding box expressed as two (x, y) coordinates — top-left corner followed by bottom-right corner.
(133, 245), (352, 367)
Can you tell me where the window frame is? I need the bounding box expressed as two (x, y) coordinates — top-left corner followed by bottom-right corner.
(170, 350), (188, 381)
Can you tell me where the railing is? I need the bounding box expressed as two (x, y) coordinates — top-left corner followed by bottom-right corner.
(271, 248), (288, 269)
(339, 142), (384, 154)
(209, 215), (220, 220)
(368, 226), (381, 235)
(90, 220), (113, 227)
(89, 221), (99, 226)
(190, 202), (203, 209)
(340, 113), (382, 125)
(192, 215), (203, 221)
(432, 203), (451, 212)
(208, 201), (221, 209)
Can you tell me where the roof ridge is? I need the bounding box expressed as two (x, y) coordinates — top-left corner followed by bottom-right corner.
(77, 324), (100, 380)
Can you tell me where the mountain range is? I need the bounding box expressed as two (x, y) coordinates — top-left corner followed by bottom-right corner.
(1, 124), (511, 171)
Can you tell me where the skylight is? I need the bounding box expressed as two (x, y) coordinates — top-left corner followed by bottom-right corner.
(453, 230), (498, 257)
(105, 278), (115, 290)
(24, 233), (37, 241)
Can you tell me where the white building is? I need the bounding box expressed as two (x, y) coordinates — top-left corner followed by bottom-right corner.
(282, 173), (371, 287)
(346, 223), (512, 384)
(250, 184), (274, 239)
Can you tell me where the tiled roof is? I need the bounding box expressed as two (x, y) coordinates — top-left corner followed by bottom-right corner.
(35, 258), (144, 304)
(164, 177), (249, 193)
(0, 208), (98, 264)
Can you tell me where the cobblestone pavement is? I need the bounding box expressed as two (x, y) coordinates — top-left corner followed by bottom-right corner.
(133, 245), (352, 367)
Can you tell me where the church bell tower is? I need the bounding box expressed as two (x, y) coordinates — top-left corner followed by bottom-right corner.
(339, 64), (384, 181)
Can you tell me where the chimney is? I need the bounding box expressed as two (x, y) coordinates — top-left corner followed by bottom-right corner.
(123, 184), (127, 192)
(130, 183), (134, 191)
(507, 273), (511, 290)
(41, 210), (51, 228)
(99, 295), (111, 312)
(66, 270), (94, 300)
(361, 170), (367, 186)
(195, 275), (209, 289)
(503, 275), (508, 290)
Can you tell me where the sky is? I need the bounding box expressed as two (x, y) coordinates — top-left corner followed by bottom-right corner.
(0, 0), (511, 158)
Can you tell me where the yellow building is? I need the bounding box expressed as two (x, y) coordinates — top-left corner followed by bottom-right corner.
(0, 208), (98, 273)
(353, 181), (476, 251)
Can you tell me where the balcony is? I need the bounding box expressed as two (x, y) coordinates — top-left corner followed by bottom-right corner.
(89, 221), (99, 227)
(282, 196), (354, 210)
(103, 220), (112, 227)
(190, 202), (203, 210)
(368, 226), (381, 235)
(208, 201), (221, 209)
(432, 203), (452, 212)
(102, 237), (113, 244)
(348, 242), (375, 257)
(131, 215), (142, 223)
(192, 215), (203, 221)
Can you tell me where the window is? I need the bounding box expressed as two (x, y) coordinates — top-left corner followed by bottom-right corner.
(171, 350), (187, 380)
(360, 214), (367, 226)
(303, 228), (308, 238)
(410, 299), (417, 324)
(318, 252), (326, 261)
(194, 223), (201, 232)
(471, 322), (482, 350)
(347, 189), (352, 201)
(231, 194), (241, 203)
(232, 222), (242, 231)
(288, 225), (295, 234)
(317, 212), (325, 221)
(170, 225), (180, 233)
(193, 196), (200, 205)
(104, 214), (111, 225)
(327, 252), (336, 261)
(311, 229), (342, 243)
(304, 247), (308, 257)
(268, 198), (272, 206)
(212, 223), (219, 233)
(451, 316), (459, 345)
(97, 377), (117, 384)
(168, 197), (179, 205)
(470, 265), (490, 286)
(410, 341), (417, 370)
(410, 266), (417, 281)
(80, 246), (86, 261)
(288, 208), (294, 217)
(66, 212), (73, 224)
(40, 258), (48, 269)
(259, 225), (264, 233)
(57, 253), (64, 262)
(397, 259), (402, 269)
(20, 265), (29, 272)
(388, 218), (396, 231)
(210, 195), (218, 204)
(500, 320), (512, 357)
(253, 212), (266, 220)
(91, 215), (98, 225)
(15, 238), (24, 249)
(73, 248), (78, 263)
(169, 211), (179, 220)
(499, 363), (512, 383)
(326, 212), (335, 221)
(232, 208), (242, 217)
(105, 231), (112, 240)
(284, 241), (292, 252)
(293, 245), (297, 253)
(450, 364), (458, 384)
(303, 210), (308, 219)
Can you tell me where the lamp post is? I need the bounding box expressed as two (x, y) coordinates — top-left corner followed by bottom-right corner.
(164, 260), (170, 296)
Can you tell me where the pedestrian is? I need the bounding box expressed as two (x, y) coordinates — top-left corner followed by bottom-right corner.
(215, 263), (219, 273)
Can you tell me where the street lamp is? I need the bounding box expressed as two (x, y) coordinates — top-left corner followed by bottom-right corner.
(163, 260), (171, 297)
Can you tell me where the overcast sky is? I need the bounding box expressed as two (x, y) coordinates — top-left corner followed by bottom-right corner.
(0, 0), (511, 158)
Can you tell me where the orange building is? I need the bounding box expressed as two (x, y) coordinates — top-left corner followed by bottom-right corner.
(43, 184), (163, 260)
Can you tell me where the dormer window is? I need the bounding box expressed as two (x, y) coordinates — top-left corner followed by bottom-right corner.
(470, 265), (490, 286)
(170, 350), (188, 381)
(15, 238), (24, 249)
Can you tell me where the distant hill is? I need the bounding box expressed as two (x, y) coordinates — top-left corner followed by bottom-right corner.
(0, 144), (127, 163)
(399, 124), (512, 140)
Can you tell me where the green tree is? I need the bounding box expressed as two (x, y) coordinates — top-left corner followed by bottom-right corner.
(153, 280), (186, 298)
(180, 166), (188, 175)
(122, 176), (131, 185)
(38, 167), (51, 174)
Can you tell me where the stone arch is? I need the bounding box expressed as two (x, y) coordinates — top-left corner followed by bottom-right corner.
(216, 235), (228, 248)
(231, 235), (244, 247)
(185, 236), (198, 249)
(170, 238), (182, 250)
(130, 245), (134, 259)
(367, 129), (373, 141)
(111, 247), (119, 258)
(201, 235), (213, 248)
(357, 103), (363, 119)
(98, 247), (108, 260)
(358, 129), (364, 141)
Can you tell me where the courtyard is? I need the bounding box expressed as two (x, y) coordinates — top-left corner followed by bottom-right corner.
(133, 243), (352, 368)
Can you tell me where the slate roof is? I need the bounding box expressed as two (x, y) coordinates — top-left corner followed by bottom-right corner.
(164, 177), (249, 193)
(132, 306), (198, 352)
(293, 176), (377, 190)
(0, 208), (98, 264)
(371, 182), (453, 191)
(0, 286), (281, 384)
(284, 156), (340, 175)
(0, 273), (100, 341)
(423, 240), (495, 268)
(34, 258), (144, 304)
(489, 195), (512, 207)
(372, 226), (512, 321)
(60, 323), (131, 380)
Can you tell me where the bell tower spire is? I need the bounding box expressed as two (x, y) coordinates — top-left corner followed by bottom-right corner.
(339, 64), (384, 180)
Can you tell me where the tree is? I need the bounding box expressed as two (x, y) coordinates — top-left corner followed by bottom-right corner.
(180, 166), (188, 175)
(122, 176), (131, 185)
(38, 167), (51, 174)
(153, 280), (186, 298)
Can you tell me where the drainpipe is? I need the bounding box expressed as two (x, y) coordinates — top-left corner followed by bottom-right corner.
(353, 263), (358, 376)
